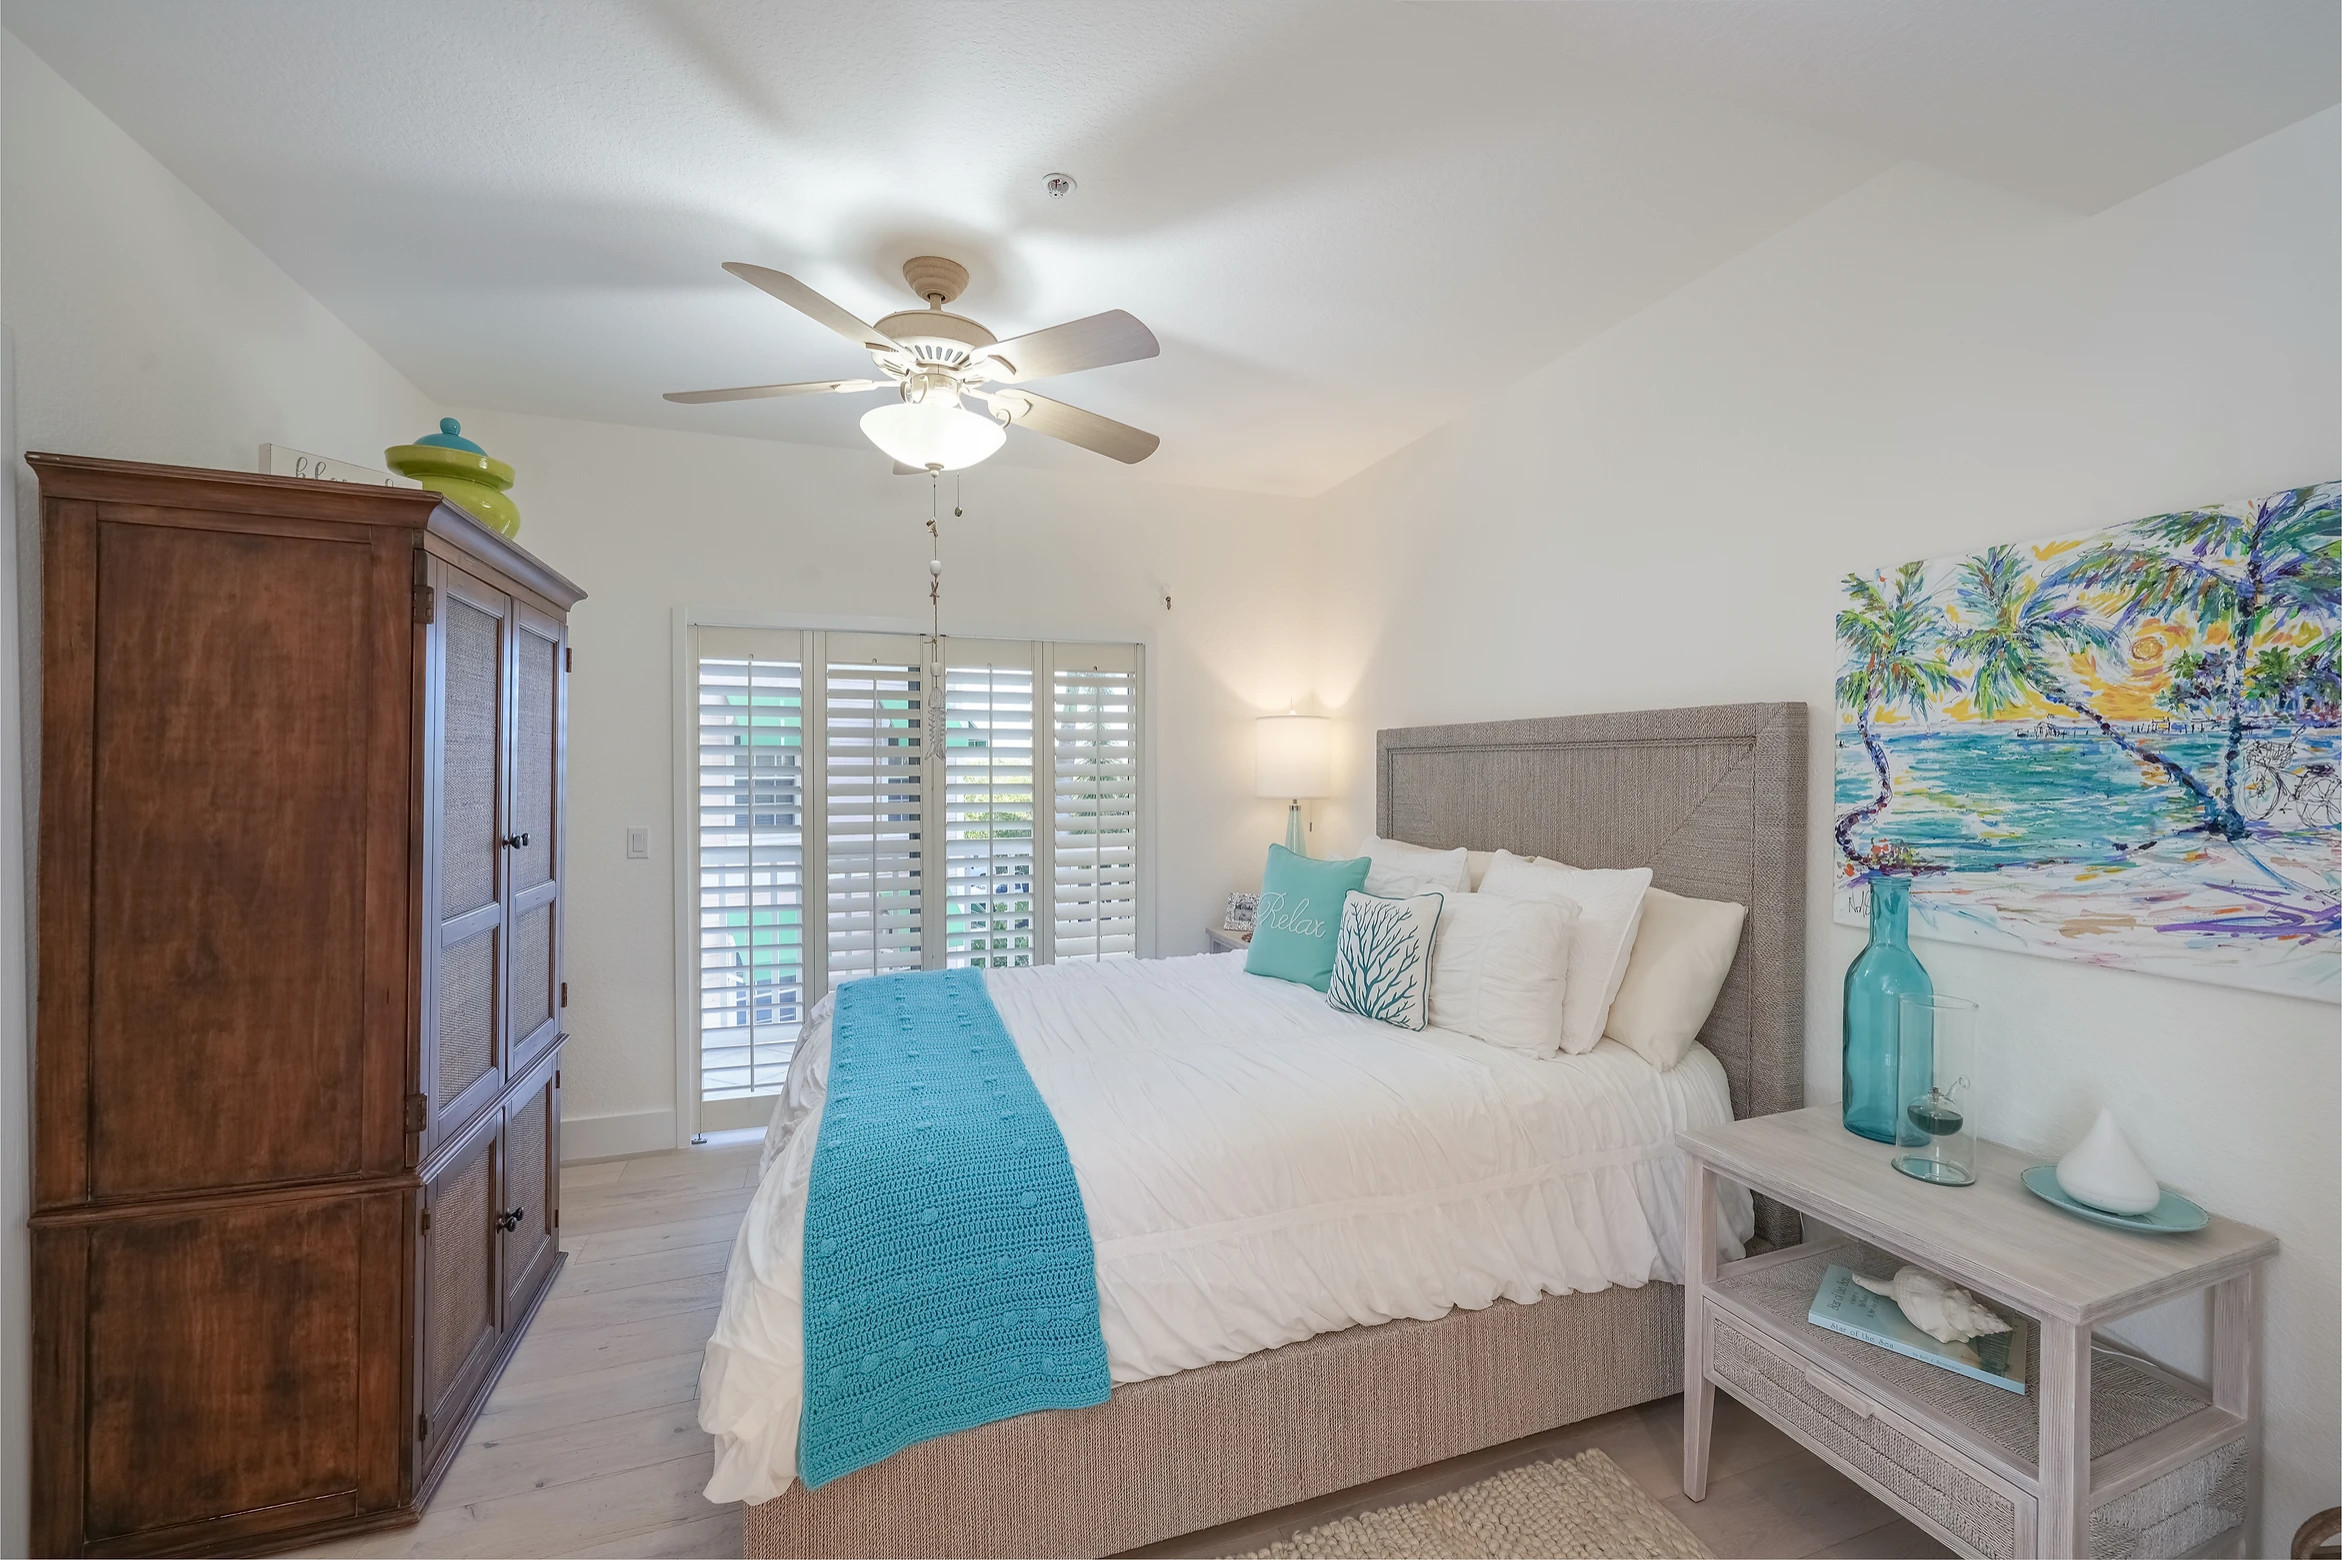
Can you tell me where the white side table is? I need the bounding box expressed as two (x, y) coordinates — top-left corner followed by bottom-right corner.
(1205, 925), (1253, 954)
(1678, 1107), (2275, 1560)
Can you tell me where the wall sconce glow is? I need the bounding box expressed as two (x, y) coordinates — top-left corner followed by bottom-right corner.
(860, 374), (1007, 471)
(1256, 712), (1332, 856)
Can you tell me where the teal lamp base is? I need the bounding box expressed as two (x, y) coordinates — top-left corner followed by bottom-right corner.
(1283, 800), (1306, 856)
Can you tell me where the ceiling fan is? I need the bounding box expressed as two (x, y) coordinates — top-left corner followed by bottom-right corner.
(665, 256), (1161, 472)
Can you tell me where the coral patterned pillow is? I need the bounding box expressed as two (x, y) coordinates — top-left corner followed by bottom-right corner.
(1325, 890), (1445, 1031)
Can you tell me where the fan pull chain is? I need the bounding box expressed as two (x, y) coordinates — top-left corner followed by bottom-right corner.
(926, 473), (946, 758)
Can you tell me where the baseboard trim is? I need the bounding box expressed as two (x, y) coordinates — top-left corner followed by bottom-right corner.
(561, 1107), (676, 1162)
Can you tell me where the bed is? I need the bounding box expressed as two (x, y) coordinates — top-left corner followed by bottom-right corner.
(719, 701), (1807, 1558)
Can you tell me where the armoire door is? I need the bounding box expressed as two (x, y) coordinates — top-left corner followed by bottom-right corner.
(499, 1046), (562, 1326)
(416, 1107), (501, 1478)
(45, 512), (415, 1205)
(506, 600), (566, 1078)
(425, 561), (510, 1149)
(43, 1189), (406, 1556)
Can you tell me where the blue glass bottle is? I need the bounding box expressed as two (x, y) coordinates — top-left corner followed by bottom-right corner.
(1842, 873), (1931, 1143)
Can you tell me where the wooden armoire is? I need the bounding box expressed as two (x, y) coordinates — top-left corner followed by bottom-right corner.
(27, 454), (586, 1558)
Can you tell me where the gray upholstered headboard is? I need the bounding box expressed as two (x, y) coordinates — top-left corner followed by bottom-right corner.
(1376, 702), (1808, 1130)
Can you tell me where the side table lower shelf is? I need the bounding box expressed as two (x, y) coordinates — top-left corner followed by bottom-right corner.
(1701, 1240), (2247, 1560)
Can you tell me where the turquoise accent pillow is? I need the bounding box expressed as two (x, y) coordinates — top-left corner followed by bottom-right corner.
(1244, 845), (1371, 991)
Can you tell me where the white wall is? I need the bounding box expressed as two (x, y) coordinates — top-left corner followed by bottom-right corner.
(1311, 113), (2342, 1543)
(438, 408), (1318, 1156)
(0, 31), (443, 1558)
(0, 35), (436, 475)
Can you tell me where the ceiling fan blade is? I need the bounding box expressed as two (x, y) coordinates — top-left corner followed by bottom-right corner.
(968, 310), (1158, 384)
(663, 378), (892, 404)
(722, 262), (902, 355)
(979, 390), (1159, 464)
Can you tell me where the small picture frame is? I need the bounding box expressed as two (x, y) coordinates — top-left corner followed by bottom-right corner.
(1224, 891), (1258, 932)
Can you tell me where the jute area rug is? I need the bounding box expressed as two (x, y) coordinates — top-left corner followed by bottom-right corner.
(1240, 1448), (1713, 1560)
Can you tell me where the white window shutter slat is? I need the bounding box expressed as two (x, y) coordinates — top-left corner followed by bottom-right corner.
(823, 645), (926, 986)
(1052, 652), (1142, 962)
(692, 638), (806, 1101)
(940, 646), (1039, 970)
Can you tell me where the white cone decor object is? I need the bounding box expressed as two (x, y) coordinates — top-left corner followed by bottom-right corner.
(2055, 1108), (2162, 1215)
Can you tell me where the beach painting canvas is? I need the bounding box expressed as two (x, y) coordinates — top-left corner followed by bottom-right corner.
(1833, 481), (2342, 1001)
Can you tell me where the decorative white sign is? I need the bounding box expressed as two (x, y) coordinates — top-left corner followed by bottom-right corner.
(258, 444), (419, 488)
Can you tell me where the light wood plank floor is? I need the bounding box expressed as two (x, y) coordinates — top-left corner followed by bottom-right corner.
(309, 1135), (1948, 1560)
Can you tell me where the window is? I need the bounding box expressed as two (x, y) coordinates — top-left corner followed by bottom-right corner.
(689, 628), (1143, 1123)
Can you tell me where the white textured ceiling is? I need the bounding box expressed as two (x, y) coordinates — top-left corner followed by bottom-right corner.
(7, 1), (2335, 495)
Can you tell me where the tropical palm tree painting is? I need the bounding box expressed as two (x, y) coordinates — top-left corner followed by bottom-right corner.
(1833, 480), (2342, 1001)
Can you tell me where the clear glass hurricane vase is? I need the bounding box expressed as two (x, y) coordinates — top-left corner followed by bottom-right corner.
(1842, 873), (1932, 1143)
(1893, 994), (1979, 1185)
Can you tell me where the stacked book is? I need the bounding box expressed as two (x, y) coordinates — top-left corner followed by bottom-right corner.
(1807, 1264), (2029, 1394)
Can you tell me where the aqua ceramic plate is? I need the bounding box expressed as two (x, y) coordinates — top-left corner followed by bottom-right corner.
(2020, 1165), (2208, 1234)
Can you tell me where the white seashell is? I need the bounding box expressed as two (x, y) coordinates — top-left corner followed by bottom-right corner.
(1853, 1266), (2011, 1346)
(2055, 1108), (2161, 1216)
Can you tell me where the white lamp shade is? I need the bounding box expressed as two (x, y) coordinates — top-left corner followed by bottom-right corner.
(859, 391), (1007, 471)
(1256, 714), (1332, 799)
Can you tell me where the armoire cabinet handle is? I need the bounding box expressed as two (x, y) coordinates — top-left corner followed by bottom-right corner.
(496, 1206), (526, 1232)
(501, 832), (531, 849)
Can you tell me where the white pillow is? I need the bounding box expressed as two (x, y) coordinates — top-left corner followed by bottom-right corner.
(1605, 888), (1746, 1070)
(1360, 835), (1471, 898)
(1326, 890), (1445, 1030)
(1427, 893), (1576, 1056)
(1478, 850), (1651, 1054)
(1465, 850), (1495, 890)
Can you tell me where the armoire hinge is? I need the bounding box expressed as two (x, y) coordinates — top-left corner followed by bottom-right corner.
(418, 1207), (431, 1235)
(565, 645), (572, 673)
(413, 584), (436, 624)
(404, 1092), (429, 1132)
(560, 981), (568, 1008)
(417, 1413), (429, 1442)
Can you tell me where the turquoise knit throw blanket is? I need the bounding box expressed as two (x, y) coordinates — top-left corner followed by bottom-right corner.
(797, 967), (1109, 1488)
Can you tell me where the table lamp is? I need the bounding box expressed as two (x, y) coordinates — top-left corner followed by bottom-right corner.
(1256, 713), (1331, 856)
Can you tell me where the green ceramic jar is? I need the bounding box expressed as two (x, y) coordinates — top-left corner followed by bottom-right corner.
(386, 418), (520, 538)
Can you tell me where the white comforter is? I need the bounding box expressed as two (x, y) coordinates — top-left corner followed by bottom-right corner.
(699, 951), (1753, 1503)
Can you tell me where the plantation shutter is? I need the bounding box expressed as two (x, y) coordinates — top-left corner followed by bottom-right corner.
(692, 629), (809, 1109)
(1051, 644), (1143, 961)
(686, 626), (1143, 1119)
(822, 632), (928, 986)
(939, 641), (1040, 969)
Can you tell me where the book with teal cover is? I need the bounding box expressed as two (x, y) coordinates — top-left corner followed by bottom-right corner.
(1806, 1264), (2030, 1395)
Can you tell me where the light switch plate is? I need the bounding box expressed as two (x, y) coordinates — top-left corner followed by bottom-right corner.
(626, 827), (650, 860)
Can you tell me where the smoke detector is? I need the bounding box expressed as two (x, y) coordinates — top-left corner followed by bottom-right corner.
(1043, 172), (1077, 200)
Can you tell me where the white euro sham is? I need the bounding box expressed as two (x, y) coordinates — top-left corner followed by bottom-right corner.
(1360, 835), (1471, 897)
(1426, 892), (1575, 1055)
(1605, 888), (1747, 1070)
(1478, 851), (1652, 1055)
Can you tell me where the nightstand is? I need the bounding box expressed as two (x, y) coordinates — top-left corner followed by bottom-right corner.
(1205, 925), (1253, 953)
(1678, 1107), (2275, 1560)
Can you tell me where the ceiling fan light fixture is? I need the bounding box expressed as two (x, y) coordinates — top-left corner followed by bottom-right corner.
(859, 377), (1006, 471)
(672, 258), (1158, 465)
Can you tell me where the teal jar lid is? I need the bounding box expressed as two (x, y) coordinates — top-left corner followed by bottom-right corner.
(413, 416), (486, 454)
